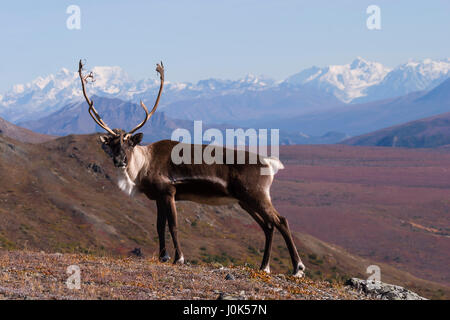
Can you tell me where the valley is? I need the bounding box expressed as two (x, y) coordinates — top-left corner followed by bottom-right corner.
(274, 145), (450, 287)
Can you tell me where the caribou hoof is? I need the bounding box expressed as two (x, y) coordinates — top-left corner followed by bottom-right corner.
(293, 262), (306, 278)
(261, 266), (271, 274)
(293, 270), (305, 278)
(159, 254), (170, 263)
(174, 255), (185, 265)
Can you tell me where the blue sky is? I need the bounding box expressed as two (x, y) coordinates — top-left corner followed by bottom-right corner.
(0, 0), (449, 92)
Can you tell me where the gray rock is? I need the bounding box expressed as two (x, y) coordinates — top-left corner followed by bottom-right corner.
(225, 273), (235, 280)
(51, 252), (63, 258)
(217, 293), (239, 300)
(346, 278), (426, 300)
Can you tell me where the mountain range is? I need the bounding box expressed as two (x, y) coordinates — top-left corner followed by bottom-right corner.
(284, 57), (390, 103)
(18, 96), (347, 145)
(262, 77), (450, 137)
(0, 67), (274, 123)
(1, 57), (449, 126)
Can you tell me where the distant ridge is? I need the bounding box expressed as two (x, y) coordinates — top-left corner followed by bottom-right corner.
(0, 116), (55, 143)
(342, 78), (450, 148)
(19, 96), (193, 143)
(342, 111), (450, 148)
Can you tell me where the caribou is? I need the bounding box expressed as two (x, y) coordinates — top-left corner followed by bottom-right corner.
(78, 60), (305, 277)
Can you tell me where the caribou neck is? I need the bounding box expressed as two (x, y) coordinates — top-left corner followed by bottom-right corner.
(125, 145), (149, 182)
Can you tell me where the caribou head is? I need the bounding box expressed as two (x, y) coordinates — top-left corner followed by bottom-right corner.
(78, 59), (164, 168)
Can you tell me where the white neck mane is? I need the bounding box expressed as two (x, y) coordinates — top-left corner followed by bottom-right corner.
(118, 146), (148, 196)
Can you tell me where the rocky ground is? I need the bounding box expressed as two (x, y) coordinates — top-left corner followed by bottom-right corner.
(0, 250), (374, 300)
(346, 278), (426, 300)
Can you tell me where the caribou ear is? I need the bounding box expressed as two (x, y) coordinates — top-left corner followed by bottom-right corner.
(130, 133), (143, 146)
(99, 135), (109, 144)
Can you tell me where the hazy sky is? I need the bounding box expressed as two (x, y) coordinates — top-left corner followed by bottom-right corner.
(0, 0), (449, 92)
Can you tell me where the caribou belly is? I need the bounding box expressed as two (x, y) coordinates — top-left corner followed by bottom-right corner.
(176, 194), (238, 205)
(172, 176), (237, 205)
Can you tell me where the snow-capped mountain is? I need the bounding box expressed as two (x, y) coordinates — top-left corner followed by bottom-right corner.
(284, 57), (391, 102)
(0, 66), (273, 123)
(1, 57), (449, 123)
(355, 58), (450, 103)
(0, 66), (136, 123)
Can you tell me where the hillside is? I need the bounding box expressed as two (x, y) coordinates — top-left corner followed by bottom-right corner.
(342, 112), (450, 148)
(0, 134), (448, 299)
(0, 250), (371, 300)
(0, 116), (55, 143)
(0, 132), (350, 276)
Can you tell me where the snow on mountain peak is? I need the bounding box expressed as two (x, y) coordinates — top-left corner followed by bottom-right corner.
(0, 66), (135, 122)
(401, 58), (450, 78)
(58, 67), (71, 76)
(0, 65), (276, 122)
(350, 57), (369, 69)
(193, 74), (273, 93)
(91, 66), (131, 83)
(359, 58), (450, 101)
(285, 57), (449, 103)
(241, 73), (258, 83)
(88, 66), (133, 95)
(1, 58), (449, 123)
(239, 73), (274, 87)
(13, 84), (25, 94)
(285, 57), (391, 102)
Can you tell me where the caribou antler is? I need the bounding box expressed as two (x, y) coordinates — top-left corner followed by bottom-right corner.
(78, 59), (117, 136)
(128, 62), (165, 135)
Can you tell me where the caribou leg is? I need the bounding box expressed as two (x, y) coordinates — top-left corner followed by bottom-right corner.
(239, 201), (274, 273)
(271, 210), (305, 277)
(155, 202), (170, 262)
(158, 195), (184, 264)
(239, 194), (305, 277)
